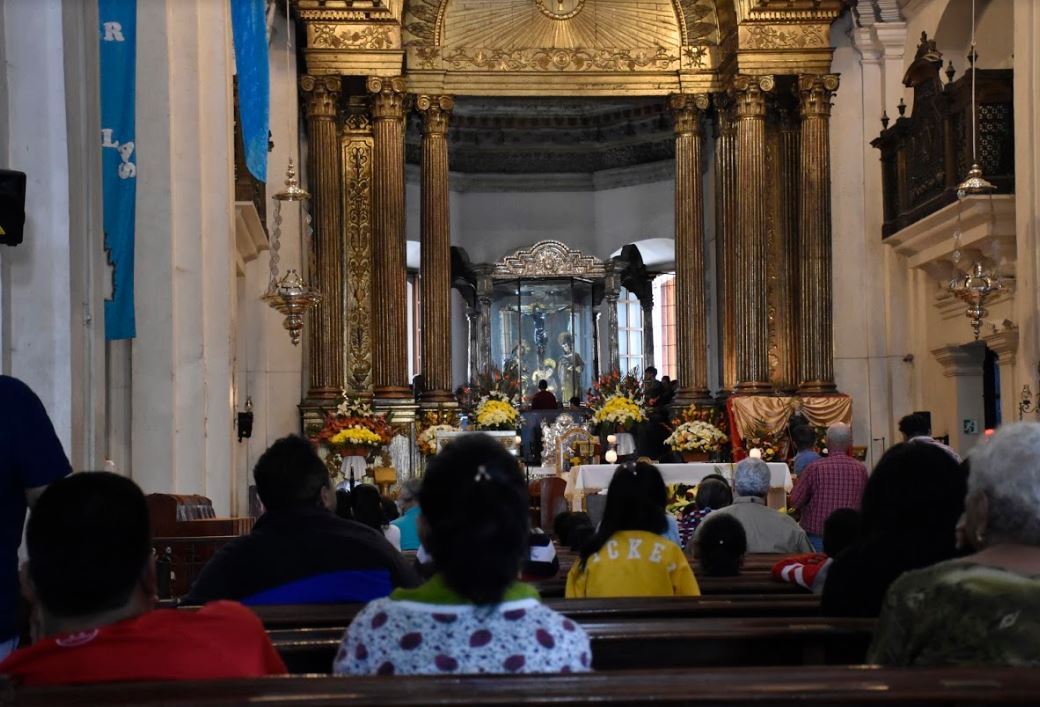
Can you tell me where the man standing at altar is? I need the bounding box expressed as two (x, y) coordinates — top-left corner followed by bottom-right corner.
(790, 423), (868, 552)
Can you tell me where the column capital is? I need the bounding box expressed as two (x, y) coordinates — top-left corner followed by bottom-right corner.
(798, 74), (841, 118)
(299, 75), (342, 120)
(367, 75), (408, 121)
(668, 93), (709, 136)
(416, 94), (455, 136)
(731, 74), (774, 119)
(932, 342), (986, 378)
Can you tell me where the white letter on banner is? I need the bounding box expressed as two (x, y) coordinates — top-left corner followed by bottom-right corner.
(101, 128), (118, 148)
(103, 22), (125, 42)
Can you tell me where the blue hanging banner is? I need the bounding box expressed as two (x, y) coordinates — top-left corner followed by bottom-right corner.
(231, 0), (270, 183)
(99, 0), (137, 340)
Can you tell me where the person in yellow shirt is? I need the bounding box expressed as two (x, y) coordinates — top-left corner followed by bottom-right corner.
(565, 462), (700, 598)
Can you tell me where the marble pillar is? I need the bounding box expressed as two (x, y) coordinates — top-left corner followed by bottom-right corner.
(416, 95), (455, 403)
(641, 296), (655, 371)
(797, 74), (840, 394)
(367, 76), (411, 401)
(474, 265), (495, 377)
(604, 264), (621, 374)
(670, 93), (711, 403)
(732, 75), (774, 392)
(299, 75), (345, 406)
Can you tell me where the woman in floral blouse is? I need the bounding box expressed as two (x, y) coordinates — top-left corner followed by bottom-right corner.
(334, 434), (589, 676)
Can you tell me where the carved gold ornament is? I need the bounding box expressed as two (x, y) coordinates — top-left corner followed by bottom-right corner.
(494, 240), (606, 279)
(535, 0), (586, 21)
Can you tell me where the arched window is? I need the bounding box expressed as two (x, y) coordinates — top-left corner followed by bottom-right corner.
(617, 287), (642, 376)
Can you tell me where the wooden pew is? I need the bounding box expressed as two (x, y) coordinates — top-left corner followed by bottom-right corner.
(17, 665), (1040, 706)
(267, 616), (874, 674)
(245, 593), (821, 629)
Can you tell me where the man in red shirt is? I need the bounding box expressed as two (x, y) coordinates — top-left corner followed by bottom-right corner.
(530, 379), (559, 410)
(790, 423), (868, 552)
(0, 472), (286, 686)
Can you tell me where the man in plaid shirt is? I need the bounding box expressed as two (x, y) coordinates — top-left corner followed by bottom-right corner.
(789, 423), (867, 552)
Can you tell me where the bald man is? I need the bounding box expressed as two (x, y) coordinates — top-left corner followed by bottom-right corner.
(789, 423), (868, 552)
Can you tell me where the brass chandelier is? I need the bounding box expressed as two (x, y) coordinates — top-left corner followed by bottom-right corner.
(263, 0), (321, 346)
(947, 0), (1000, 341)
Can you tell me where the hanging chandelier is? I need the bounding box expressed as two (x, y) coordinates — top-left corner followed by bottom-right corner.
(947, 0), (999, 340)
(949, 262), (1002, 341)
(263, 0), (321, 346)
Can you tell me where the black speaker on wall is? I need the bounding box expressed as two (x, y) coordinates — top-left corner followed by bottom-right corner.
(0, 169), (26, 246)
(913, 410), (932, 431)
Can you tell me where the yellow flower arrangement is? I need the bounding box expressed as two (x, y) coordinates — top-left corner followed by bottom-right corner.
(329, 427), (383, 448)
(592, 394), (646, 431)
(474, 393), (519, 431)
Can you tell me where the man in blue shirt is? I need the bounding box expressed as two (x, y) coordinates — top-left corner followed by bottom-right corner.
(791, 424), (821, 476)
(0, 376), (71, 660)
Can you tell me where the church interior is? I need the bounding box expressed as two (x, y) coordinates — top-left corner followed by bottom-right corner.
(2, 0), (1040, 700)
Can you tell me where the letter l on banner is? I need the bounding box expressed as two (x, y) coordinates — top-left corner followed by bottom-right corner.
(99, 0), (137, 340)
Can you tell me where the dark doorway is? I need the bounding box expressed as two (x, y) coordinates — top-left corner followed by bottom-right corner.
(983, 346), (1001, 429)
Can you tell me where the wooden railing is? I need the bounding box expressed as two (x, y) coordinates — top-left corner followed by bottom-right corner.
(872, 33), (1014, 238)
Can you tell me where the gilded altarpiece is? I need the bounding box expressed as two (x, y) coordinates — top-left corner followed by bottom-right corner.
(341, 98), (375, 397)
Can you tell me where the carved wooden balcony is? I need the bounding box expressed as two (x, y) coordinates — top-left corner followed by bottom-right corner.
(872, 33), (1014, 239)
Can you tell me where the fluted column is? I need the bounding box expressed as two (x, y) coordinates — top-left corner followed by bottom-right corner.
(641, 295), (655, 370)
(670, 93), (711, 403)
(416, 95), (455, 403)
(732, 75), (774, 392)
(713, 96), (738, 394)
(367, 76), (411, 400)
(797, 74), (840, 394)
(299, 75), (344, 405)
(775, 106), (801, 392)
(604, 264), (621, 373)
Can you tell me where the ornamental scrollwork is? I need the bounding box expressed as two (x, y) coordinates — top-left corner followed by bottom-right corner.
(742, 24), (826, 50)
(311, 23), (398, 50)
(494, 240), (606, 279)
(440, 46), (679, 73)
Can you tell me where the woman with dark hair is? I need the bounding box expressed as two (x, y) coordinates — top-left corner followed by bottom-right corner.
(565, 462), (699, 598)
(821, 442), (967, 617)
(335, 434), (589, 675)
(350, 484), (401, 551)
(678, 475), (733, 549)
(694, 514), (747, 577)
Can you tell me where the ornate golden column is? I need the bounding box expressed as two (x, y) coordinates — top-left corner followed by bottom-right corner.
(766, 104), (800, 392)
(797, 74), (840, 394)
(342, 96), (375, 397)
(713, 96), (738, 394)
(299, 75), (345, 406)
(367, 76), (411, 401)
(670, 93), (711, 403)
(416, 95), (455, 403)
(732, 75), (775, 392)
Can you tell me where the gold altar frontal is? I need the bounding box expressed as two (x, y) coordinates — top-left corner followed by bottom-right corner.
(290, 1), (848, 431)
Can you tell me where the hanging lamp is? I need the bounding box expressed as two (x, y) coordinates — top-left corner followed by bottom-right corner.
(262, 0), (320, 345)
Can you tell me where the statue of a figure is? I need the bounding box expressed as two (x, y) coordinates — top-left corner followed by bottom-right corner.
(504, 340), (533, 382)
(557, 332), (585, 402)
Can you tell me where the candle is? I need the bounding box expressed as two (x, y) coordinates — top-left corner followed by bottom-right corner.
(604, 449), (618, 464)
(749, 448), (763, 459)
(606, 434), (617, 445)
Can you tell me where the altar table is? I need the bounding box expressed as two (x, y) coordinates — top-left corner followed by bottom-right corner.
(567, 462), (793, 512)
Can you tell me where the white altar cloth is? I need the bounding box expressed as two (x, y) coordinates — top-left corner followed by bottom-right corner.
(567, 462), (792, 511)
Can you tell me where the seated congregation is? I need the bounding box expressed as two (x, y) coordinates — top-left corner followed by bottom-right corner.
(4, 420), (1040, 700)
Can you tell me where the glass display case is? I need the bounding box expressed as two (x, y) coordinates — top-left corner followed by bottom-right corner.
(490, 278), (595, 402)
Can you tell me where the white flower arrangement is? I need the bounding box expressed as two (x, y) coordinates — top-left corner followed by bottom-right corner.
(665, 420), (729, 453)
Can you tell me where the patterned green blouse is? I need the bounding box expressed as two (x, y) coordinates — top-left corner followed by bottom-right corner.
(869, 559), (1040, 666)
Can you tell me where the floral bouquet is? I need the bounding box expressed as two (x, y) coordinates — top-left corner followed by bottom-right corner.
(457, 365), (520, 418)
(664, 420), (729, 454)
(591, 393), (646, 433)
(741, 419), (785, 461)
(474, 391), (519, 431)
(586, 370), (643, 410)
(417, 424), (456, 457)
(308, 397), (393, 459)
